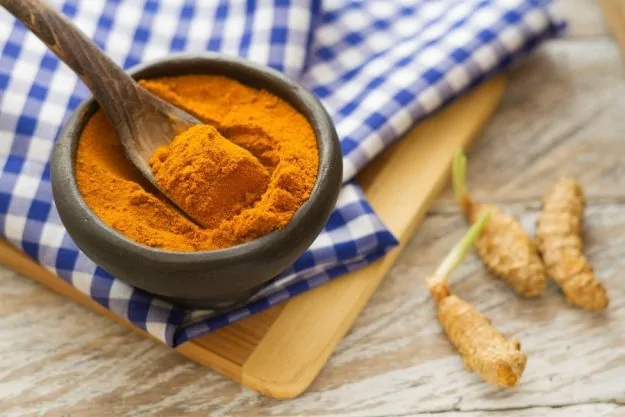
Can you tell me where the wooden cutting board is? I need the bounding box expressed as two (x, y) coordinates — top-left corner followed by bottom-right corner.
(0, 76), (506, 399)
(599, 0), (625, 55)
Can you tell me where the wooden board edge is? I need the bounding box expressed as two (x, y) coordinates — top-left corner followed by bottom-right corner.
(598, 0), (625, 56)
(240, 76), (508, 399)
(240, 239), (412, 398)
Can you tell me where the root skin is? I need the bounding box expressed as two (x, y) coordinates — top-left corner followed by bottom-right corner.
(430, 281), (527, 387)
(537, 178), (608, 311)
(452, 150), (546, 297)
(464, 199), (547, 297)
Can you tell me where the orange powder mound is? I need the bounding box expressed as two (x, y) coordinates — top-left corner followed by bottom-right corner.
(75, 75), (318, 251)
(150, 125), (270, 229)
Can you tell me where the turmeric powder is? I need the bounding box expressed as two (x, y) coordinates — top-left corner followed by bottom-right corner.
(427, 213), (527, 387)
(452, 150), (547, 297)
(150, 125), (271, 229)
(536, 178), (608, 310)
(76, 75), (318, 251)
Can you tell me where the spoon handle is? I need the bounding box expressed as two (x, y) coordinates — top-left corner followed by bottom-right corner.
(1, 0), (147, 132)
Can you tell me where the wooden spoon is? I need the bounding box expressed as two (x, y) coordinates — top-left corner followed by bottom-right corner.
(1, 0), (200, 206)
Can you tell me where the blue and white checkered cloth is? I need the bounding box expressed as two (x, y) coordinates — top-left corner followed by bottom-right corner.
(0, 0), (563, 346)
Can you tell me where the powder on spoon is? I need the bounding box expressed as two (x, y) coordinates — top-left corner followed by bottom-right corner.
(150, 124), (270, 229)
(75, 75), (318, 251)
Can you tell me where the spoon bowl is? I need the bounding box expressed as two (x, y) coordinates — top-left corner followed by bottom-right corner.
(51, 53), (343, 308)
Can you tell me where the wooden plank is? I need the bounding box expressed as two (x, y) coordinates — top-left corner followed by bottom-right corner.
(0, 236), (245, 382)
(553, 0), (609, 37)
(374, 405), (625, 417)
(435, 38), (625, 205)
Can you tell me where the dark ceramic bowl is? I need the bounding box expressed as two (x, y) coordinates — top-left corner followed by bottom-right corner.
(51, 53), (342, 309)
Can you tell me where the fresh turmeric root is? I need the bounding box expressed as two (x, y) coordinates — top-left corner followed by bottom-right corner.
(452, 150), (546, 297)
(427, 214), (527, 387)
(536, 178), (608, 310)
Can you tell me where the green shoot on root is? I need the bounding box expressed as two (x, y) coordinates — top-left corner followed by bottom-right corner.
(434, 212), (490, 282)
(452, 149), (468, 204)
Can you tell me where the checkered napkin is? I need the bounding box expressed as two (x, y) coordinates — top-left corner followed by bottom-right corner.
(0, 0), (562, 346)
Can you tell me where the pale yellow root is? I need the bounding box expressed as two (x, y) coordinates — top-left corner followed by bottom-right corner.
(465, 201), (547, 297)
(537, 178), (608, 311)
(427, 215), (526, 388)
(430, 281), (527, 387)
(452, 150), (546, 297)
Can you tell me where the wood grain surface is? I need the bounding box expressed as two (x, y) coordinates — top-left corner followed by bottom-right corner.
(1, 1), (624, 416)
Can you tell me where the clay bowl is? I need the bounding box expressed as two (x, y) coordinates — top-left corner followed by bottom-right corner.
(51, 53), (342, 309)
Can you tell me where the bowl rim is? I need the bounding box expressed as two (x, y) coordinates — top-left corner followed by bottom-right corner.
(53, 52), (342, 265)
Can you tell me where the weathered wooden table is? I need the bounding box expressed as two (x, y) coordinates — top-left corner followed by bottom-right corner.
(1, 1), (624, 416)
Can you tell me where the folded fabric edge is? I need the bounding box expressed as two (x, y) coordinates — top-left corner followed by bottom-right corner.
(174, 233), (396, 346)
